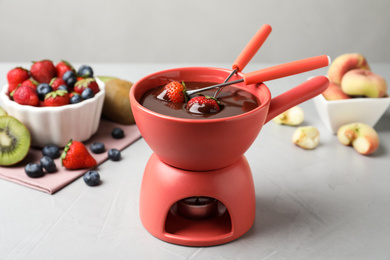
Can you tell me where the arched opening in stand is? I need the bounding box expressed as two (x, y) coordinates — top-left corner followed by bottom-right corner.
(164, 196), (233, 240)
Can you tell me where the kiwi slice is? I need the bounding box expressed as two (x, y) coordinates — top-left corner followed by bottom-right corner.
(0, 116), (31, 166)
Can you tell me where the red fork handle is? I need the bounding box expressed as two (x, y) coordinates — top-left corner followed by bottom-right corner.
(244, 55), (330, 85)
(232, 24), (272, 72)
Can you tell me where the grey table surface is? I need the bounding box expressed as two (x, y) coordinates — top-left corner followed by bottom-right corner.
(0, 62), (389, 260)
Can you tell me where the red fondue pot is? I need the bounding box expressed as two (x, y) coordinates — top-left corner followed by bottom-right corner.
(130, 67), (329, 171)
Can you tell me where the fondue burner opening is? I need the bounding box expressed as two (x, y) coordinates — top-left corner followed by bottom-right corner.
(164, 196), (233, 242)
(176, 196), (219, 219)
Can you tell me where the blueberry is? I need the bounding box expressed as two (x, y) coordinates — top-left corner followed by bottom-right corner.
(40, 156), (57, 173)
(108, 148), (121, 161)
(70, 94), (82, 104)
(36, 83), (53, 100)
(111, 127), (124, 139)
(42, 144), (61, 159)
(81, 88), (94, 100)
(62, 70), (76, 80)
(57, 84), (69, 92)
(25, 163), (44, 178)
(78, 65), (94, 78)
(90, 142), (105, 154)
(62, 70), (77, 88)
(83, 171), (100, 186)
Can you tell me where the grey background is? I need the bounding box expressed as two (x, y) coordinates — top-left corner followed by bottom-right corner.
(0, 0), (389, 64)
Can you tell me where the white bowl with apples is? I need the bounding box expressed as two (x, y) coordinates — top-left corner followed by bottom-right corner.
(313, 53), (390, 134)
(0, 78), (105, 148)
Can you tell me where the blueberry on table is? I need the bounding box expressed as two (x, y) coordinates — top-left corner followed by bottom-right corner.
(70, 94), (82, 104)
(83, 171), (100, 186)
(78, 65), (94, 78)
(36, 83), (53, 100)
(90, 142), (105, 154)
(81, 88), (94, 100)
(42, 144), (61, 159)
(108, 149), (121, 161)
(25, 163), (44, 178)
(111, 127), (124, 139)
(40, 156), (57, 173)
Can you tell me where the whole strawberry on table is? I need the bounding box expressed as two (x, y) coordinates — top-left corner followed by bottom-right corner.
(61, 139), (97, 170)
(6, 60), (100, 107)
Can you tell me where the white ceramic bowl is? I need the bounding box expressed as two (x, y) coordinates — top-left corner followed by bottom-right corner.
(313, 94), (390, 134)
(0, 78), (105, 147)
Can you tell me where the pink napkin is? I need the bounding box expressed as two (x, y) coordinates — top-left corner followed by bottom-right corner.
(0, 119), (141, 194)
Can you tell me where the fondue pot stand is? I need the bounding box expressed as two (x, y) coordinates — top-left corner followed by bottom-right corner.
(140, 154), (255, 246)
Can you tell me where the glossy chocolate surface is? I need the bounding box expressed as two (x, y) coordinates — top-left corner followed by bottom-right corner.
(139, 82), (260, 119)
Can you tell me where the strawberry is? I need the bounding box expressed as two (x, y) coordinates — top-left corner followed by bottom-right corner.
(7, 67), (30, 93)
(13, 85), (39, 106)
(186, 95), (221, 115)
(9, 78), (38, 99)
(20, 78), (38, 91)
(50, 77), (67, 91)
(55, 60), (74, 80)
(73, 78), (100, 95)
(30, 59), (57, 83)
(43, 90), (70, 106)
(158, 81), (187, 103)
(61, 139), (97, 170)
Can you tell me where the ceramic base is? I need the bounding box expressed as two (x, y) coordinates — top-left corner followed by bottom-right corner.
(139, 153), (256, 247)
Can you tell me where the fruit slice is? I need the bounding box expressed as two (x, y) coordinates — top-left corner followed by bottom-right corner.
(0, 116), (31, 166)
(337, 123), (379, 155)
(273, 106), (304, 126)
(292, 126), (320, 149)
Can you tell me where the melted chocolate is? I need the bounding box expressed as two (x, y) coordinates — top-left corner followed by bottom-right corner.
(139, 82), (259, 119)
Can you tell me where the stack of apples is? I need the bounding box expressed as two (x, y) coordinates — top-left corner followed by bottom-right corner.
(323, 53), (387, 100)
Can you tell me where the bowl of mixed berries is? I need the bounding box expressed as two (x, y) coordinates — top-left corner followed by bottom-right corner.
(0, 60), (105, 147)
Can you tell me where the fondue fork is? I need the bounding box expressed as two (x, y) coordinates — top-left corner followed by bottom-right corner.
(186, 55), (331, 96)
(214, 24), (272, 98)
